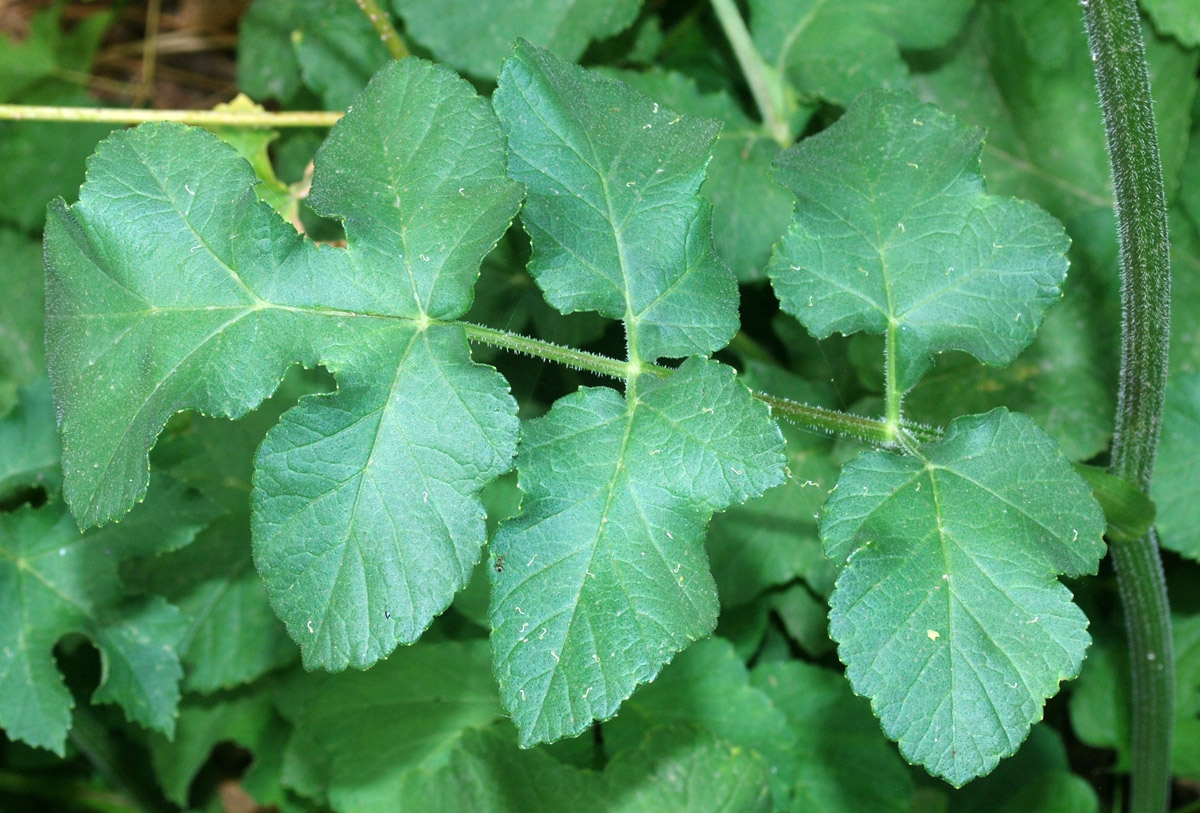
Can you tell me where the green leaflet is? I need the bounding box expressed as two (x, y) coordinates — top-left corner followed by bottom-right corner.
(607, 68), (798, 283)
(822, 408), (1106, 786)
(494, 40), (738, 363)
(489, 44), (784, 745)
(768, 89), (1070, 392)
(44, 58), (523, 671)
(393, 0), (642, 80)
(749, 0), (973, 106)
(490, 360), (785, 745)
(0, 477), (216, 754)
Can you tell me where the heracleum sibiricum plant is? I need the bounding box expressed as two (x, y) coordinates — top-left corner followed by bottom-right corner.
(37, 34), (1107, 783)
(0, 0), (1196, 809)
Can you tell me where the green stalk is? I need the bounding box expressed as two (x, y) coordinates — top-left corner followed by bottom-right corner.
(709, 0), (792, 146)
(458, 322), (936, 444)
(461, 322), (650, 381)
(352, 0), (410, 59)
(0, 104), (342, 127)
(1082, 1), (1174, 810)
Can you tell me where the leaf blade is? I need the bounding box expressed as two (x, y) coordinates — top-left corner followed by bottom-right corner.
(494, 40), (738, 361)
(823, 409), (1105, 785)
(490, 358), (785, 745)
(768, 89), (1070, 391)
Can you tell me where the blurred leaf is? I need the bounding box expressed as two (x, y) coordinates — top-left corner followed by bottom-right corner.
(1142, 0), (1200, 47)
(0, 379), (60, 504)
(147, 687), (276, 806)
(602, 637), (797, 805)
(752, 660), (912, 812)
(1155, 372), (1200, 561)
(276, 641), (502, 812)
(749, 0), (974, 106)
(0, 478), (216, 753)
(393, 0), (642, 80)
(238, 0), (392, 108)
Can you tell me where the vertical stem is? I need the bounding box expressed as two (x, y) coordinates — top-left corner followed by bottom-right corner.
(708, 0), (792, 146)
(131, 0), (162, 107)
(353, 0), (409, 59)
(1081, 1), (1174, 810)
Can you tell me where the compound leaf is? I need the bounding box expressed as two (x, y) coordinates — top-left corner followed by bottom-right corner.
(393, 0), (642, 80)
(490, 360), (785, 746)
(44, 57), (523, 671)
(769, 89), (1070, 392)
(0, 477), (215, 753)
(494, 40), (738, 362)
(822, 409), (1105, 785)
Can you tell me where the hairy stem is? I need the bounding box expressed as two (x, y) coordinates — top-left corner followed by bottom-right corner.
(461, 322), (649, 382)
(459, 322), (938, 445)
(709, 0), (792, 146)
(1082, 1), (1174, 810)
(0, 104), (342, 127)
(352, 0), (410, 59)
